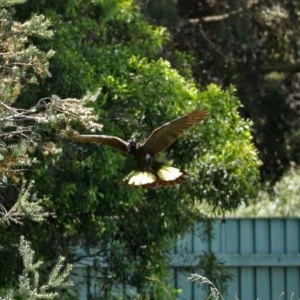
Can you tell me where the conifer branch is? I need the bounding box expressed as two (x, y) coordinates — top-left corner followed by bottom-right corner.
(4, 236), (74, 300)
(0, 180), (48, 225)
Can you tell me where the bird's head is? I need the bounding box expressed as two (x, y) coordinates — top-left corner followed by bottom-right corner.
(127, 139), (137, 153)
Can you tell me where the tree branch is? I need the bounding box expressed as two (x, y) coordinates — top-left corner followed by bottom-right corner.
(262, 62), (300, 73)
(188, 0), (259, 24)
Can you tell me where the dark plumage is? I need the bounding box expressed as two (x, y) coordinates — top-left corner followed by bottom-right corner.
(72, 110), (208, 188)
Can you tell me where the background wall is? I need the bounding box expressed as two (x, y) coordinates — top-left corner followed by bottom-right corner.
(73, 218), (300, 299)
(172, 218), (300, 300)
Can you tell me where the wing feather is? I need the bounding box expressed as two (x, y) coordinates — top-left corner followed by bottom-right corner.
(142, 110), (208, 156)
(71, 134), (129, 155)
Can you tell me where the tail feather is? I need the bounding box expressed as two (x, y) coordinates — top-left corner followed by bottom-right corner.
(123, 171), (156, 186)
(121, 165), (188, 188)
(157, 166), (184, 181)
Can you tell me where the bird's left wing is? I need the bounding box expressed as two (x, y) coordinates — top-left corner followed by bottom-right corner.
(142, 110), (208, 156)
(71, 134), (129, 155)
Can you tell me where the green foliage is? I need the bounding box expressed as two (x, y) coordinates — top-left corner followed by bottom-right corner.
(142, 0), (300, 182)
(0, 0), (261, 298)
(3, 236), (73, 300)
(195, 85), (261, 211)
(17, 0), (169, 100)
(26, 63), (258, 295)
(0, 140), (33, 184)
(0, 2), (75, 298)
(0, 0), (26, 7)
(196, 252), (233, 297)
(0, 7), (54, 104)
(144, 276), (181, 299)
(138, 0), (179, 30)
(0, 181), (48, 225)
(0, 0), (54, 184)
(232, 167), (300, 217)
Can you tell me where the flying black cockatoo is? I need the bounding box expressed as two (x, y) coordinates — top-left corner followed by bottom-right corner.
(72, 110), (208, 188)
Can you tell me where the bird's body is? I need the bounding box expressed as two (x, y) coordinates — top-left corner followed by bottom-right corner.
(127, 141), (153, 169)
(72, 109), (208, 188)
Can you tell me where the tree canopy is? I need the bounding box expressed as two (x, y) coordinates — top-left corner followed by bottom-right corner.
(141, 0), (300, 182)
(0, 0), (266, 298)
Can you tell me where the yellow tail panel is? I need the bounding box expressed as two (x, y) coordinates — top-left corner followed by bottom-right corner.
(122, 166), (187, 188)
(157, 166), (183, 181)
(124, 171), (156, 186)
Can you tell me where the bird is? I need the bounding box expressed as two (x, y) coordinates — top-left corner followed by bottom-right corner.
(71, 109), (208, 188)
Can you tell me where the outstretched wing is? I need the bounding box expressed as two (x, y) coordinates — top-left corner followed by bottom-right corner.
(71, 134), (129, 155)
(142, 110), (208, 156)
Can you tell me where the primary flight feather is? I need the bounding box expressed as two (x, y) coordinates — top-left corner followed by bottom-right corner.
(72, 109), (208, 188)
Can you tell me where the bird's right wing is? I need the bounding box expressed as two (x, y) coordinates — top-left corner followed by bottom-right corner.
(142, 110), (208, 156)
(71, 134), (129, 155)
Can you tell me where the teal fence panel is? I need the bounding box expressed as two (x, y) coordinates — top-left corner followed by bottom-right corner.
(72, 218), (300, 300)
(171, 218), (300, 300)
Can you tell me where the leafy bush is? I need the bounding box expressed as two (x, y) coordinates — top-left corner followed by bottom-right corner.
(233, 167), (300, 217)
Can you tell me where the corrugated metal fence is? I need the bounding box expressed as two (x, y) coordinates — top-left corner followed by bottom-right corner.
(171, 218), (300, 300)
(73, 218), (300, 300)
